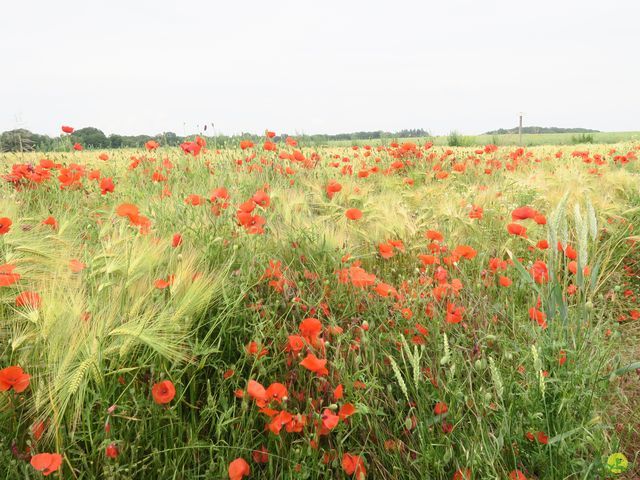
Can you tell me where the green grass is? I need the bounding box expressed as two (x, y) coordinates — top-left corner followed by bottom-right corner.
(327, 131), (640, 147)
(0, 141), (639, 479)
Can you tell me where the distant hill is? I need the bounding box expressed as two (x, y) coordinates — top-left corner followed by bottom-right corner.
(484, 126), (600, 135)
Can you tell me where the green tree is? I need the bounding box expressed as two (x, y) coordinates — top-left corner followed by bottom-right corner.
(70, 127), (109, 149)
(0, 128), (39, 152)
(109, 134), (124, 148)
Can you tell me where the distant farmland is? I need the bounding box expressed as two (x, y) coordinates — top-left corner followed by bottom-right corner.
(330, 130), (640, 147)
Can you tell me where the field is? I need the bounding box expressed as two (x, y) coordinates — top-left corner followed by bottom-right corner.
(1, 137), (639, 479)
(329, 131), (640, 148)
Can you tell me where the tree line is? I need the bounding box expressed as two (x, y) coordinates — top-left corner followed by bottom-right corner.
(0, 127), (431, 152)
(483, 126), (599, 135)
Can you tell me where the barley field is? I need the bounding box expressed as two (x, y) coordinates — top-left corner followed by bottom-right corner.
(1, 135), (639, 479)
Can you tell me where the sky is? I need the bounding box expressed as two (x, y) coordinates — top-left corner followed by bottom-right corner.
(2, 0), (639, 137)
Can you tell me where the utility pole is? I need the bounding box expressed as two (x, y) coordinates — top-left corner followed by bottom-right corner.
(518, 112), (523, 146)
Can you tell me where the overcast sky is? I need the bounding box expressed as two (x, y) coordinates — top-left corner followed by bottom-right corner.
(2, 0), (639, 137)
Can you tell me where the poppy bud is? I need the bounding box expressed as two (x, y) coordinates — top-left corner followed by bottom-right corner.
(105, 443), (119, 459)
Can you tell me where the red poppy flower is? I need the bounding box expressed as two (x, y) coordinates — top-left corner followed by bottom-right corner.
(453, 245), (477, 260)
(0, 263), (20, 287)
(252, 446), (269, 464)
(326, 180), (342, 199)
(378, 242), (394, 259)
(0, 365), (30, 392)
(533, 214), (546, 225)
(299, 317), (322, 341)
(446, 303), (464, 324)
(469, 205), (483, 219)
(333, 384), (344, 400)
(0, 217), (11, 235)
(116, 203), (139, 219)
(529, 307), (547, 329)
(252, 190), (270, 208)
(246, 341), (267, 358)
(559, 350), (567, 366)
(42, 216), (58, 229)
(434, 401), (448, 415)
(154, 275), (174, 289)
(452, 468), (472, 480)
(69, 259), (86, 273)
(267, 410), (292, 435)
(145, 140), (160, 151)
(265, 382), (288, 403)
(321, 408), (340, 430)
(507, 223), (527, 237)
(337, 264), (377, 289)
(172, 233), (183, 248)
(73, 142), (83, 151)
(374, 282), (398, 298)
(238, 200), (255, 214)
(536, 239), (549, 249)
(536, 431), (549, 444)
(286, 335), (305, 353)
(185, 194), (205, 206)
(32, 420), (47, 441)
(339, 403), (356, 420)
(564, 245), (577, 260)
(61, 125), (74, 134)
(179, 141), (199, 156)
(211, 187), (230, 202)
(418, 254), (439, 266)
(508, 470), (527, 480)
(30, 453), (63, 476)
(228, 457), (250, 480)
(39, 158), (55, 169)
(15, 291), (41, 308)
(530, 261), (549, 284)
(105, 443), (119, 459)
(247, 379), (267, 405)
(342, 453), (367, 479)
(151, 380), (176, 404)
(425, 230), (444, 242)
(300, 353), (328, 376)
(511, 206), (537, 221)
(345, 208), (362, 220)
(100, 177), (115, 195)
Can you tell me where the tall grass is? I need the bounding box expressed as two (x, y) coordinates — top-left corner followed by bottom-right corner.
(0, 140), (639, 478)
